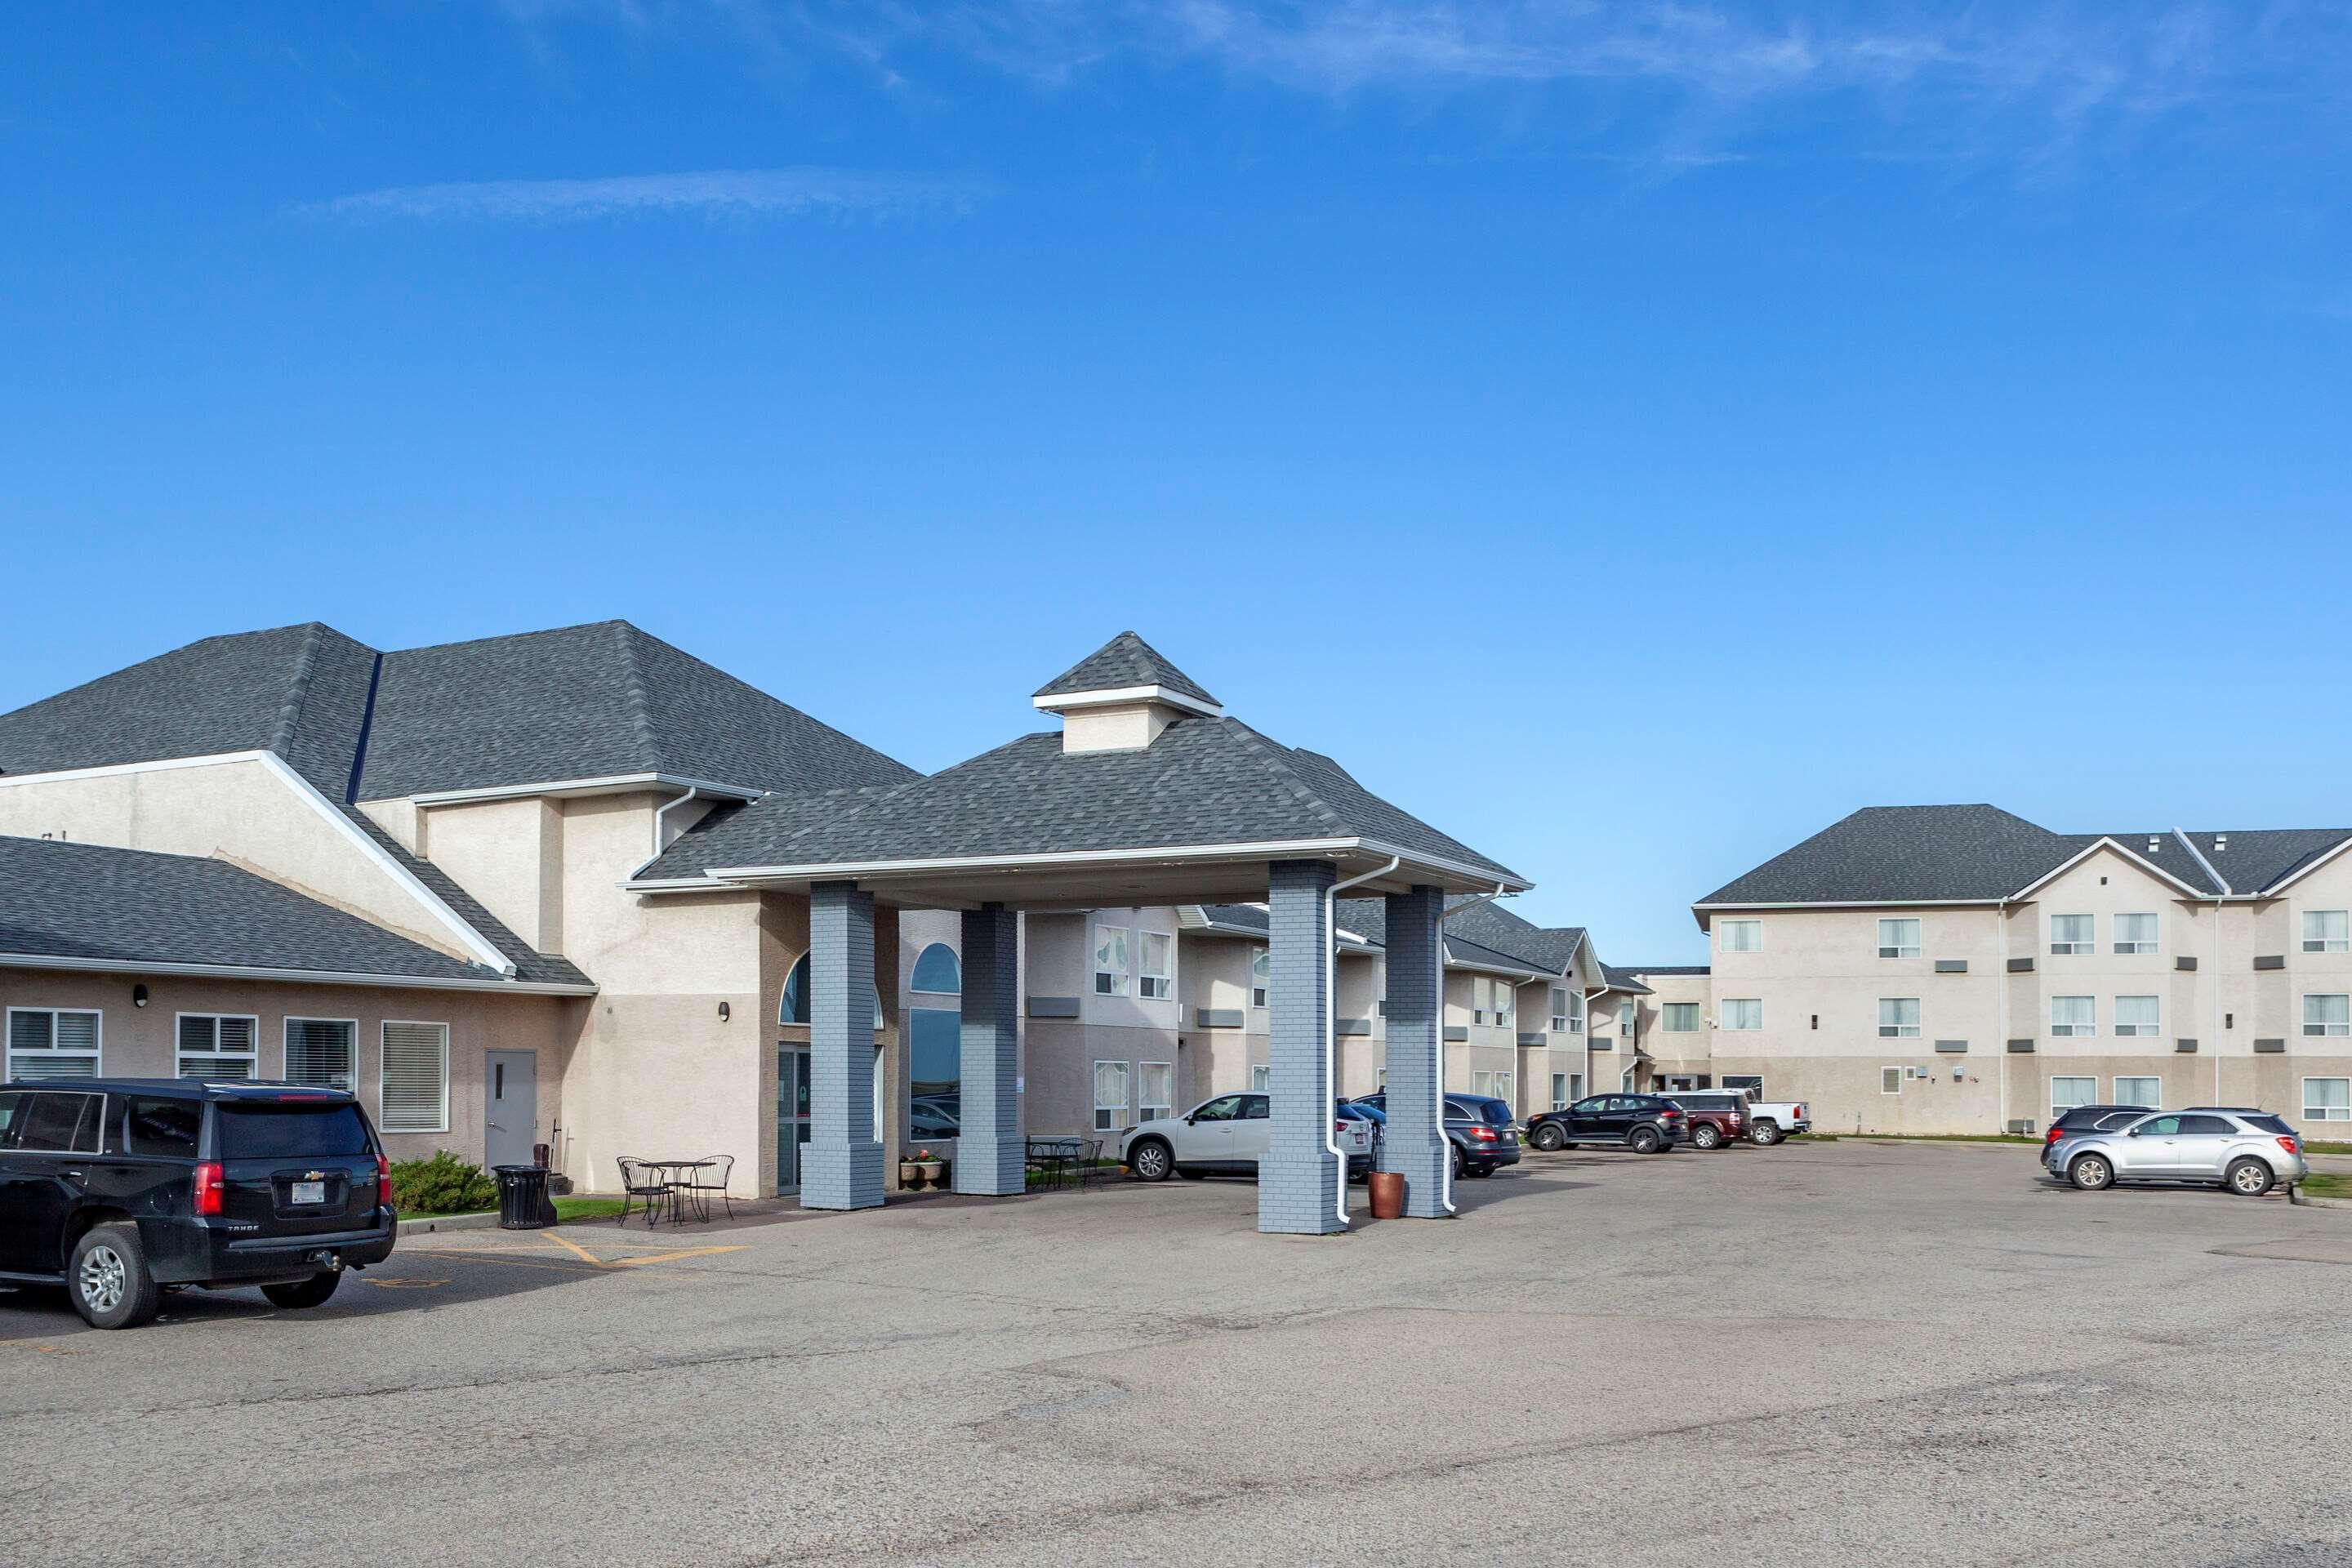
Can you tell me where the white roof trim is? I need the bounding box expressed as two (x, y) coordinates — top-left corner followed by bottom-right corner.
(1031, 684), (1224, 719)
(0, 951), (595, 996)
(2007, 836), (2211, 902)
(2256, 833), (2352, 897)
(408, 773), (764, 807)
(0, 749), (273, 787)
(2173, 828), (2231, 895)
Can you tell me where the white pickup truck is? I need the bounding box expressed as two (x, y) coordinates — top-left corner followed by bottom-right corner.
(1738, 1092), (1811, 1145)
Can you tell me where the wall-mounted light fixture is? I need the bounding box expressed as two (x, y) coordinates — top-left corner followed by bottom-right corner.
(132, 983), (150, 1008)
(718, 1001), (732, 1022)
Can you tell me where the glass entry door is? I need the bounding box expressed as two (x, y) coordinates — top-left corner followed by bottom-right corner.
(776, 1045), (811, 1195)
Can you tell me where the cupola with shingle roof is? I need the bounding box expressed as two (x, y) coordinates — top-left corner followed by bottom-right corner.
(1031, 630), (1224, 753)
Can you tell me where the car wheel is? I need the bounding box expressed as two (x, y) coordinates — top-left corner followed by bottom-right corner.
(1749, 1120), (1782, 1147)
(2069, 1153), (2114, 1192)
(1129, 1138), (1174, 1183)
(262, 1272), (343, 1310)
(1629, 1126), (1662, 1154)
(1451, 1143), (1466, 1178)
(69, 1223), (160, 1330)
(1531, 1123), (1566, 1152)
(2225, 1157), (2274, 1197)
(1692, 1125), (1722, 1151)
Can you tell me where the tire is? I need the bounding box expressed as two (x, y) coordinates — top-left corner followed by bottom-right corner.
(262, 1272), (343, 1310)
(1692, 1125), (1723, 1151)
(1750, 1120), (1783, 1147)
(1530, 1122), (1566, 1152)
(2225, 1157), (2274, 1197)
(1451, 1143), (1466, 1178)
(2069, 1153), (2114, 1192)
(1129, 1138), (1175, 1183)
(69, 1223), (160, 1330)
(1629, 1126), (1662, 1155)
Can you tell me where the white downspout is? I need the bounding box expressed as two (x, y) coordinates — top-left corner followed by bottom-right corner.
(646, 786), (702, 869)
(1432, 880), (1512, 1217)
(1322, 855), (1400, 1227)
(1996, 897), (2009, 1134)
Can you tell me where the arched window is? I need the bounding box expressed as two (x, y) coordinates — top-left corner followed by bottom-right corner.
(777, 953), (884, 1030)
(911, 942), (961, 995)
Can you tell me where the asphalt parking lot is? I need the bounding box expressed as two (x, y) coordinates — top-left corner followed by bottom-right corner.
(7, 1139), (2350, 1568)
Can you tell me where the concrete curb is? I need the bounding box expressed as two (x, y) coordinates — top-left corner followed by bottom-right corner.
(396, 1212), (500, 1237)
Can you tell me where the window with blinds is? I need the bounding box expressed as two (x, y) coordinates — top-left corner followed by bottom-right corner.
(176, 1014), (258, 1080)
(284, 1018), (356, 1091)
(380, 1022), (449, 1134)
(6, 1009), (101, 1080)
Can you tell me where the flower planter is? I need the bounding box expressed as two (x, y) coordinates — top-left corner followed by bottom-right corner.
(915, 1160), (947, 1189)
(898, 1160), (924, 1187)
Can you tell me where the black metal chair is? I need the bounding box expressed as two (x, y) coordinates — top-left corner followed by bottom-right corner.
(686, 1153), (735, 1220)
(1073, 1138), (1107, 1191)
(617, 1156), (671, 1228)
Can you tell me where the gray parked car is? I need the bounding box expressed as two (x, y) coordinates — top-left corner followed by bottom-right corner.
(2045, 1107), (2308, 1196)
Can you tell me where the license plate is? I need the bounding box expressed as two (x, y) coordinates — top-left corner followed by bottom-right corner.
(290, 1180), (326, 1205)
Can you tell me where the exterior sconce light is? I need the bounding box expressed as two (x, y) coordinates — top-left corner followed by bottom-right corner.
(718, 1001), (732, 1022)
(132, 983), (150, 1009)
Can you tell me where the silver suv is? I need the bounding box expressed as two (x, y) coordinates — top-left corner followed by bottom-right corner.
(2045, 1107), (2308, 1196)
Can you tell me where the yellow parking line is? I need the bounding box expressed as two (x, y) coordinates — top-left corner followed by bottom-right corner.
(607, 1245), (747, 1269)
(541, 1232), (608, 1267)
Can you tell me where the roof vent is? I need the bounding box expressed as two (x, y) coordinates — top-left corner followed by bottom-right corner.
(2148, 836), (2161, 853)
(2214, 835), (2228, 852)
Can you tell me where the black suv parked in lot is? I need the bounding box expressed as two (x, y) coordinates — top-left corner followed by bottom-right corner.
(1524, 1094), (1688, 1153)
(1349, 1093), (1522, 1178)
(0, 1079), (396, 1329)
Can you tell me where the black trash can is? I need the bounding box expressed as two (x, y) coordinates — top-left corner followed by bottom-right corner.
(493, 1165), (556, 1230)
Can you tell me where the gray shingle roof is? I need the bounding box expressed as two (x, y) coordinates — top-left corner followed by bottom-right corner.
(642, 716), (1524, 885)
(2175, 830), (2351, 895)
(1034, 631), (1218, 706)
(1598, 964), (1660, 994)
(0, 835), (520, 984)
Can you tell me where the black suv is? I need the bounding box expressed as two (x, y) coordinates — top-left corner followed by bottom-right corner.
(1525, 1094), (1688, 1153)
(1349, 1093), (1522, 1178)
(0, 1079), (396, 1329)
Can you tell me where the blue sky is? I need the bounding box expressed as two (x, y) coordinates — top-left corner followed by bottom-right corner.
(2, 3), (2348, 962)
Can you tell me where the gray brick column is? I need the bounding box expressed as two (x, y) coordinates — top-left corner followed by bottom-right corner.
(1258, 858), (1346, 1235)
(802, 880), (884, 1210)
(955, 902), (1023, 1196)
(1379, 885), (1451, 1218)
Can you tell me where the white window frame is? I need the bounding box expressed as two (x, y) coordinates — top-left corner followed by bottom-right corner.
(1549, 987), (1570, 1033)
(284, 1016), (359, 1091)
(1877, 918), (1922, 960)
(2113, 912), (2159, 956)
(1250, 947), (1269, 1010)
(1720, 919), (1762, 953)
(379, 1021), (452, 1134)
(2113, 1075), (2160, 1110)
(2305, 910), (2350, 955)
(1878, 998), (1922, 1039)
(2301, 1076), (2351, 1123)
(1617, 1001), (1636, 1037)
(1494, 982), (1514, 1028)
(2050, 996), (2096, 1038)
(1137, 1060), (1174, 1123)
(1472, 1068), (1494, 1096)
(1092, 1059), (1130, 1131)
(1472, 978), (1489, 1027)
(1721, 998), (1762, 1031)
(2050, 914), (2096, 956)
(1880, 1066), (1902, 1095)
(1551, 1071), (1569, 1111)
(2303, 993), (2352, 1038)
(2051, 1076), (2097, 1116)
(174, 1012), (259, 1080)
(1492, 1071), (1512, 1105)
(1138, 930), (1174, 1001)
(4, 1007), (102, 1083)
(1663, 1002), (1700, 1034)
(2113, 995), (2160, 1038)
(1093, 924), (1130, 997)
(1250, 1063), (1271, 1092)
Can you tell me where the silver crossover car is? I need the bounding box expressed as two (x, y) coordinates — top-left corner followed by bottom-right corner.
(2044, 1107), (2309, 1196)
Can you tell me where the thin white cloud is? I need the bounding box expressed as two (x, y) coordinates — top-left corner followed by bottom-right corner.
(309, 167), (987, 221)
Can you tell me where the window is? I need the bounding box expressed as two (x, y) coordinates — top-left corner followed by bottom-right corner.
(1548, 987), (1584, 1034)
(1472, 978), (1489, 1027)
(1880, 1067), (1902, 1095)
(1720, 920), (1762, 952)
(1250, 1064), (1271, 1092)
(1493, 1071), (1512, 1104)
(380, 1022), (451, 1134)
(5, 1008), (100, 1081)
(911, 942), (961, 993)
(2305, 911), (2350, 954)
(2050, 996), (2096, 1038)
(1093, 924), (1129, 996)
(1250, 947), (1270, 1009)
(1618, 1002), (1636, 1038)
(1138, 1062), (1174, 1122)
(1472, 1069), (1494, 1096)
(1551, 1071), (1569, 1111)
(2304, 994), (2351, 1037)
(1138, 931), (1174, 1000)
(176, 1013), (257, 1080)
(780, 954), (808, 1024)
(2114, 913), (2158, 955)
(1092, 1060), (1129, 1130)
(1721, 999), (1762, 1031)
(284, 1018), (356, 1091)
(1723, 1074), (1764, 1097)
(2051, 1076), (2097, 1115)
(123, 1097), (201, 1158)
(2303, 1077), (2351, 1122)
(1878, 999), (1922, 1038)
(2114, 996), (2160, 1038)
(1877, 919), (1922, 960)
(1663, 1003), (1700, 1033)
(11, 1091), (101, 1152)
(2114, 1076), (2159, 1109)
(1494, 982), (1514, 1028)
(2050, 915), (2095, 956)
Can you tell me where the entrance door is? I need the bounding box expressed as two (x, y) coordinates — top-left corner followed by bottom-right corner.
(776, 1046), (811, 1195)
(484, 1052), (537, 1169)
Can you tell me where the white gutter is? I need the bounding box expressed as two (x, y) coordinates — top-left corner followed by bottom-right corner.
(0, 951), (595, 996)
(681, 836), (1530, 895)
(1321, 855), (1401, 1228)
(1429, 881), (1510, 1217)
(409, 772), (763, 808)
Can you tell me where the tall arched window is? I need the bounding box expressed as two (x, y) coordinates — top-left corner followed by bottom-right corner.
(777, 953), (883, 1030)
(911, 943), (961, 995)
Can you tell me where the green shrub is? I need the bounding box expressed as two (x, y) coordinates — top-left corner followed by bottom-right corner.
(390, 1151), (497, 1214)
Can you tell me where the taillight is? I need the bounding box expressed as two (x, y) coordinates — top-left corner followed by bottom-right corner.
(2045, 1126), (2065, 1145)
(1469, 1126), (1498, 1143)
(377, 1152), (394, 1209)
(1794, 1104), (1807, 1120)
(194, 1161), (225, 1217)
(2278, 1136), (2300, 1156)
